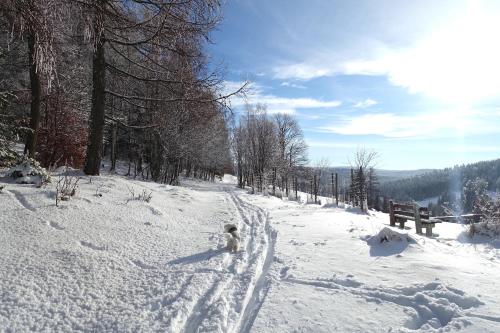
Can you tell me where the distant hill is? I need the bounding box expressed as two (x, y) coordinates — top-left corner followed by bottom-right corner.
(323, 167), (432, 184)
(375, 169), (435, 183)
(379, 158), (500, 202)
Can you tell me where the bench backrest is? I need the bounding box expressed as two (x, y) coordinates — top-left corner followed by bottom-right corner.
(392, 202), (429, 221)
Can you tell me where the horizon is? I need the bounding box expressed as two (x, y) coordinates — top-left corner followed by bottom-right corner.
(208, 0), (500, 170)
(312, 155), (500, 172)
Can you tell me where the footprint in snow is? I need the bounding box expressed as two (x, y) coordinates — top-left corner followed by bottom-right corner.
(80, 240), (107, 251)
(280, 266), (291, 279)
(131, 259), (156, 270)
(148, 206), (163, 216)
(49, 221), (65, 230)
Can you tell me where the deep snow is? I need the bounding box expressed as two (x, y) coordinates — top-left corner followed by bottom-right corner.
(1, 170), (500, 332)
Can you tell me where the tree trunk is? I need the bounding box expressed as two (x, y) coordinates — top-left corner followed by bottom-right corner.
(24, 31), (42, 159)
(110, 123), (117, 172)
(84, 26), (106, 175)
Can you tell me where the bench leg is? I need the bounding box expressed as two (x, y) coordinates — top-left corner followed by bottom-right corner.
(425, 226), (433, 237)
(399, 221), (405, 229)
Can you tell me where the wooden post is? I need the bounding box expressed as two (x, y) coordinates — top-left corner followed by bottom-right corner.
(335, 173), (338, 205)
(389, 200), (395, 227)
(314, 175), (317, 204)
(413, 204), (423, 235)
(295, 177), (298, 200)
(331, 173), (334, 201)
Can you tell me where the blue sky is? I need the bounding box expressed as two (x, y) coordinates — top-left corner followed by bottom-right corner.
(207, 0), (500, 170)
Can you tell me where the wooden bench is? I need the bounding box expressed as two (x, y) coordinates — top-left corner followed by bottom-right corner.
(389, 201), (441, 236)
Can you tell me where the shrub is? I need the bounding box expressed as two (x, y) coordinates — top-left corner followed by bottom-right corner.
(56, 166), (80, 205)
(8, 155), (51, 185)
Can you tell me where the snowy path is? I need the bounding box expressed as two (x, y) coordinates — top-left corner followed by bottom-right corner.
(168, 186), (277, 333)
(0, 174), (277, 333)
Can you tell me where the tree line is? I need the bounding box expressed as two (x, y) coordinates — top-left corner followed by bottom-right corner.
(379, 158), (500, 214)
(233, 114), (381, 211)
(0, 0), (243, 183)
(233, 105), (308, 194)
(380, 159), (500, 201)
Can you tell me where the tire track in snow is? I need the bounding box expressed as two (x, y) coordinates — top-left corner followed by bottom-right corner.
(225, 189), (277, 333)
(238, 213), (277, 333)
(178, 186), (277, 333)
(178, 187), (240, 333)
(183, 273), (232, 333)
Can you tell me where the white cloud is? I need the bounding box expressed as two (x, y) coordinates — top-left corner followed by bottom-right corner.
(273, 63), (332, 80)
(319, 108), (494, 138)
(353, 98), (378, 108)
(224, 81), (341, 115)
(281, 81), (307, 89)
(272, 3), (500, 103)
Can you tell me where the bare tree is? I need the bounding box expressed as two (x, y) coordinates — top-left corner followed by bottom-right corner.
(0, 0), (59, 158)
(274, 113), (308, 196)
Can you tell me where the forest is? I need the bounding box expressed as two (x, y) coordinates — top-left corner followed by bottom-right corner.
(0, 0), (245, 184)
(380, 158), (500, 214)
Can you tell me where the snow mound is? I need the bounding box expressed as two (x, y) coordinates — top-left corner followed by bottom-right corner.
(367, 227), (415, 244)
(362, 227), (416, 256)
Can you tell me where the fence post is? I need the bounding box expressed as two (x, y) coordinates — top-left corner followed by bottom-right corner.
(314, 175), (317, 204)
(331, 173), (334, 202)
(389, 200), (395, 227)
(335, 173), (338, 205)
(414, 204), (423, 235)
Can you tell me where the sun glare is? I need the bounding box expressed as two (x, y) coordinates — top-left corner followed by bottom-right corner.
(388, 2), (500, 104)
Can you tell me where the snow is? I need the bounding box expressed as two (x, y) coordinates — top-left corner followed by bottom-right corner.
(1, 170), (500, 332)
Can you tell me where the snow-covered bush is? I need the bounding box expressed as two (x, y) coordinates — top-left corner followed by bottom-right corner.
(8, 155), (51, 185)
(0, 143), (19, 167)
(464, 178), (500, 238)
(126, 185), (153, 203)
(468, 200), (500, 237)
(56, 166), (80, 205)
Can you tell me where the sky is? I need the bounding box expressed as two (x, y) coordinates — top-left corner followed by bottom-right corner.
(207, 0), (500, 170)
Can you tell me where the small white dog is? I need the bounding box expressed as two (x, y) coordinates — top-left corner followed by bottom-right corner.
(224, 223), (240, 252)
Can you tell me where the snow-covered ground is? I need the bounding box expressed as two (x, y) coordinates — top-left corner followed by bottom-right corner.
(1, 170), (500, 332)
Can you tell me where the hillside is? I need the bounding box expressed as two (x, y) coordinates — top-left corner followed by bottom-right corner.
(1, 169), (500, 332)
(321, 167), (432, 184)
(380, 158), (500, 202)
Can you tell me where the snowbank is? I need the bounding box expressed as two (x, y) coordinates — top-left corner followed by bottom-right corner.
(361, 227), (416, 257)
